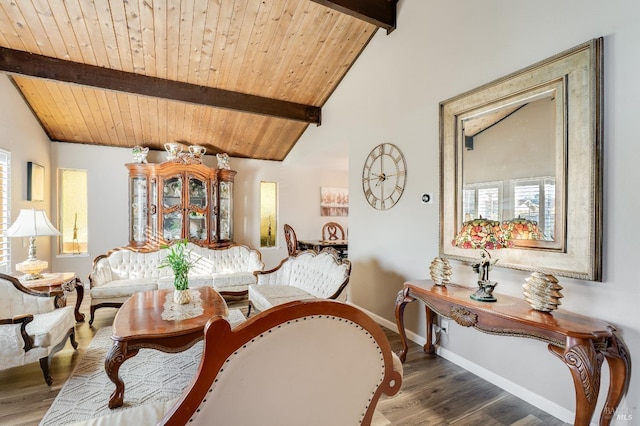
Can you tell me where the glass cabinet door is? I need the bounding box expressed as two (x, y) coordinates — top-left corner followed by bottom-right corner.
(210, 180), (218, 241)
(187, 176), (208, 241)
(130, 177), (147, 243)
(162, 176), (183, 208)
(219, 180), (233, 240)
(162, 176), (183, 241)
(149, 177), (158, 241)
(163, 211), (183, 241)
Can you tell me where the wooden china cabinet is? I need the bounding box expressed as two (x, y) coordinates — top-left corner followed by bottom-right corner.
(126, 161), (236, 249)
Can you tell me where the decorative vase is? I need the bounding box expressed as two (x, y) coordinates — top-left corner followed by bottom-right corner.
(429, 257), (452, 286)
(132, 146), (149, 163)
(164, 142), (183, 160)
(173, 289), (191, 305)
(522, 272), (563, 312)
(188, 145), (206, 163)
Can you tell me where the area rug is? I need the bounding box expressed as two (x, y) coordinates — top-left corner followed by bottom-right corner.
(40, 327), (203, 426)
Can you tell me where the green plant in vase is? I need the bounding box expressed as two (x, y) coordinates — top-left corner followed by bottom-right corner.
(159, 239), (200, 304)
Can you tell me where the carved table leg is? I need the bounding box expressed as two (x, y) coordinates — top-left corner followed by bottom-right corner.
(599, 333), (631, 426)
(549, 337), (604, 426)
(73, 278), (85, 322)
(395, 288), (415, 363)
(105, 341), (138, 409)
(424, 305), (435, 354)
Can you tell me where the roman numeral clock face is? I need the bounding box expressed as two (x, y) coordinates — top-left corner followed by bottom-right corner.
(362, 143), (407, 210)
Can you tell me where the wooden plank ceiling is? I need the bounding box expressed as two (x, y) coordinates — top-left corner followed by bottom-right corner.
(0, 0), (396, 161)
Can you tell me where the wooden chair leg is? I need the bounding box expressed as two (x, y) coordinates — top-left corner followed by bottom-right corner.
(39, 357), (52, 386)
(89, 302), (123, 325)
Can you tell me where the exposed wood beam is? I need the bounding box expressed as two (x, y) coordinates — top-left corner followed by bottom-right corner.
(311, 0), (397, 34)
(0, 47), (321, 125)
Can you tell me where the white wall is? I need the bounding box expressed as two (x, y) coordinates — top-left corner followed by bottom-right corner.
(293, 0), (639, 423)
(0, 75), (53, 271)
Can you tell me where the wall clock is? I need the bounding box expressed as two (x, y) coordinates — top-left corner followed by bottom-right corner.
(362, 143), (407, 210)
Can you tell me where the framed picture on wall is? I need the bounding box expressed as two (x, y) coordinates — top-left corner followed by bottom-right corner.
(27, 162), (44, 202)
(321, 187), (349, 216)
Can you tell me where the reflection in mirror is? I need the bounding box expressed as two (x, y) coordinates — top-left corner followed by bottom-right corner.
(460, 88), (564, 249)
(440, 38), (603, 281)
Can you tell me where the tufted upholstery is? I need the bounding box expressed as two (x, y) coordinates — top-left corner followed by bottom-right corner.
(88, 243), (264, 324)
(0, 274), (77, 385)
(248, 249), (351, 313)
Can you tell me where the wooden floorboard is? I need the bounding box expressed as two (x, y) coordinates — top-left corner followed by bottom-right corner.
(0, 292), (568, 425)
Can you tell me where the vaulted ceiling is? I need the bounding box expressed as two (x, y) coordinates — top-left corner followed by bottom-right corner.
(0, 0), (396, 161)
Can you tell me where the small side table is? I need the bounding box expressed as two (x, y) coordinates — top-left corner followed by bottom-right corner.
(20, 272), (85, 322)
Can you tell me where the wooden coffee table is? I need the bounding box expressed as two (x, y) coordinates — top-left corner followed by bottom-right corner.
(104, 287), (228, 409)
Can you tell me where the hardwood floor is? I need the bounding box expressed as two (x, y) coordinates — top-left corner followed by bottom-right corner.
(0, 292), (567, 426)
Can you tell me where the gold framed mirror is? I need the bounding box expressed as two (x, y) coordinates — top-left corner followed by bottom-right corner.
(440, 38), (603, 281)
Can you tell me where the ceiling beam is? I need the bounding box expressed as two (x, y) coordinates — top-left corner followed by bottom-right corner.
(0, 47), (321, 125)
(311, 0), (397, 34)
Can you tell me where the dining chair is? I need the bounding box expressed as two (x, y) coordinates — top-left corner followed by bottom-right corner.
(283, 224), (300, 256)
(322, 222), (345, 241)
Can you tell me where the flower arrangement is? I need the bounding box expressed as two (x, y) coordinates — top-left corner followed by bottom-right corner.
(159, 239), (199, 291)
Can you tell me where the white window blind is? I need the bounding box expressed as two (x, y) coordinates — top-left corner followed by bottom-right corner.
(512, 177), (555, 240)
(0, 150), (10, 272)
(462, 181), (502, 221)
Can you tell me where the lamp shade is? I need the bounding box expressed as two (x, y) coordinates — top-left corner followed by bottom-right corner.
(502, 217), (543, 240)
(452, 217), (510, 250)
(5, 209), (60, 237)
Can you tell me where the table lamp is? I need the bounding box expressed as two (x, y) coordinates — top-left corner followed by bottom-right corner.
(5, 208), (60, 280)
(452, 217), (510, 302)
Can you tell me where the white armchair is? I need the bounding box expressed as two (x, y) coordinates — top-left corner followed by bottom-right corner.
(248, 249), (351, 315)
(0, 273), (77, 385)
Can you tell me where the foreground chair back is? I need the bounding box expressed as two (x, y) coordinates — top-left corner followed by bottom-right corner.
(162, 300), (402, 426)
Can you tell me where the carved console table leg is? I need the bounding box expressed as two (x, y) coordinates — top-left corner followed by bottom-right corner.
(599, 333), (631, 425)
(105, 341), (138, 409)
(395, 288), (415, 363)
(549, 338), (603, 426)
(424, 305), (435, 354)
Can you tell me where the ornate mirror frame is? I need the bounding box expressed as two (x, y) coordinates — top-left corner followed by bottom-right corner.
(440, 38), (603, 281)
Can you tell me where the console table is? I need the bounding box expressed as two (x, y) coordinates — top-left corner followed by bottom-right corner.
(395, 279), (630, 426)
(20, 272), (85, 322)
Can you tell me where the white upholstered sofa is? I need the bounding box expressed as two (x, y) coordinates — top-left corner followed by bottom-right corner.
(248, 249), (351, 315)
(0, 273), (77, 385)
(88, 243), (264, 324)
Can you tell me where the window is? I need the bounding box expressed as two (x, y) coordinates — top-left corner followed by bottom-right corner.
(260, 182), (277, 248)
(511, 177), (555, 240)
(462, 181), (502, 221)
(58, 169), (88, 254)
(0, 150), (10, 272)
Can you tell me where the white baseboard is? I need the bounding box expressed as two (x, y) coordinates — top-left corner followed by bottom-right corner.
(355, 304), (576, 425)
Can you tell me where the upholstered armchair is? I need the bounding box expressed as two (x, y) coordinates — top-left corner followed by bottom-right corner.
(0, 273), (77, 385)
(162, 299), (402, 425)
(248, 249), (351, 316)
